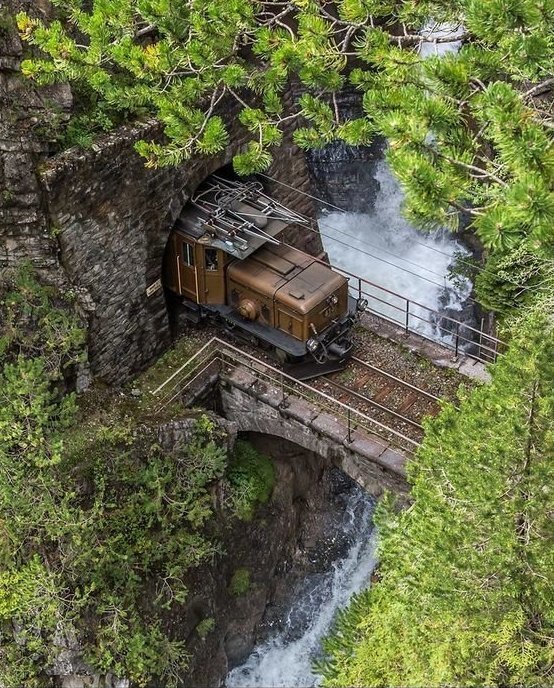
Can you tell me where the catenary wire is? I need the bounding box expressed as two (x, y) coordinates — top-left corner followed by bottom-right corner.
(259, 171), (549, 297)
(260, 172), (484, 274)
(195, 176), (548, 308)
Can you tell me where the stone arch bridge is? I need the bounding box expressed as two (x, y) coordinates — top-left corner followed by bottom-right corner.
(154, 337), (413, 498)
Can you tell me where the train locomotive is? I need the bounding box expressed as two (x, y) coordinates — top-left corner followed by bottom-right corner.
(163, 176), (364, 377)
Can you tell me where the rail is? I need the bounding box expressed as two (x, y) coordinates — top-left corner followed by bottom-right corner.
(152, 337), (420, 453)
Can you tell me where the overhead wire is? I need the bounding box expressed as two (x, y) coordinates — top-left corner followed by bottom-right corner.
(258, 171), (550, 300)
(193, 179), (463, 295)
(260, 172), (485, 274)
(193, 175), (547, 312)
(254, 176), (479, 298)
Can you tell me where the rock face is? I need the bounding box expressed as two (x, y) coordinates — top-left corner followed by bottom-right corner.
(46, 419), (366, 688)
(181, 432), (363, 687)
(0, 1), (69, 272)
(306, 89), (386, 214)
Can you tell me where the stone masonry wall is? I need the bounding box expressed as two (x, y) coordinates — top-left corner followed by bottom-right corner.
(1, 1), (321, 385)
(0, 0), (69, 273)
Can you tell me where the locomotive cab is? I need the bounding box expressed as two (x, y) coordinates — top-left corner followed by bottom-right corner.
(165, 233), (228, 306)
(163, 177), (359, 375)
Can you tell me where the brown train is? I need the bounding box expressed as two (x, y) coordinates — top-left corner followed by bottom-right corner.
(164, 177), (366, 376)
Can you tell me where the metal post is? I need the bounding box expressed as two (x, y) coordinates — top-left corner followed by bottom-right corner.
(280, 372), (287, 408)
(454, 321), (460, 360)
(405, 300), (410, 334)
(358, 278), (362, 300)
(477, 317), (484, 362)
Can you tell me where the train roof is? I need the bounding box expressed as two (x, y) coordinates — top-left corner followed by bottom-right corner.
(172, 176), (310, 260)
(228, 243), (347, 315)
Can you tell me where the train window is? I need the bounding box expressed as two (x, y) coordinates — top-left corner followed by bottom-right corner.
(205, 248), (218, 271)
(182, 242), (195, 267)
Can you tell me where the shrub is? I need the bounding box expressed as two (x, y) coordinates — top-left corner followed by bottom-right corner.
(229, 568), (251, 596)
(227, 440), (275, 521)
(196, 617), (215, 639)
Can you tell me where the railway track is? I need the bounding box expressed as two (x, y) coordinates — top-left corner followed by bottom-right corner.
(310, 352), (443, 450)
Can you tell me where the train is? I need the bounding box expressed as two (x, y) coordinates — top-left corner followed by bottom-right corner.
(163, 176), (366, 377)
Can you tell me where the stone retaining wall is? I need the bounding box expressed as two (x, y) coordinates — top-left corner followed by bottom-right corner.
(40, 99), (318, 383)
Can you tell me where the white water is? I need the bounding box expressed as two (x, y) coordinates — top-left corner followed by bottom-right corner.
(419, 22), (465, 57)
(318, 162), (472, 340)
(226, 488), (377, 688)
(226, 31), (468, 685)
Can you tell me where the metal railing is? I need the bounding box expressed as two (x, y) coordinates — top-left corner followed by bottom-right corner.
(153, 338), (419, 453)
(327, 265), (505, 364)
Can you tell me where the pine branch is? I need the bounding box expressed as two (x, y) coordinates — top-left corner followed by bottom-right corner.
(438, 152), (509, 188)
(524, 78), (554, 99)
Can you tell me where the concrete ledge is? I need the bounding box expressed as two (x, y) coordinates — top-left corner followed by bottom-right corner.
(182, 373), (219, 407)
(360, 313), (491, 382)
(376, 448), (407, 477)
(309, 413), (350, 445)
(347, 433), (388, 461)
(221, 368), (257, 392)
(280, 398), (319, 424)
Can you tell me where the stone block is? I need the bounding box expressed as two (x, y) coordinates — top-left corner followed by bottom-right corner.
(280, 397), (319, 423)
(254, 382), (285, 409)
(222, 367), (257, 392)
(346, 433), (388, 462)
(309, 412), (349, 444)
(376, 448), (407, 477)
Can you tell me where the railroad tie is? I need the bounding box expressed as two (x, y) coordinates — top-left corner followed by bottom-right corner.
(397, 391), (419, 414)
(373, 383), (395, 403)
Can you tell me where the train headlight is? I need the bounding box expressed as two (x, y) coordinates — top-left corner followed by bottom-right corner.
(328, 294), (339, 306)
(306, 337), (320, 353)
(357, 297), (368, 312)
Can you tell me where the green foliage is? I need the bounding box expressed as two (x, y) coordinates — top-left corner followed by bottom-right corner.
(320, 303), (554, 687)
(0, 264), (85, 375)
(226, 440), (275, 521)
(0, 267), (232, 686)
(475, 243), (551, 315)
(195, 617), (215, 639)
(15, 0), (554, 309)
(0, 401), (228, 686)
(229, 567), (251, 596)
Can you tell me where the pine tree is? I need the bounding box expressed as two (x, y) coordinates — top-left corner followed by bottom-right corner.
(319, 301), (554, 687)
(15, 1), (553, 307)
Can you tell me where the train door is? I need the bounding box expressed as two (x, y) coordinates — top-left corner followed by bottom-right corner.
(198, 247), (226, 304)
(175, 237), (200, 302)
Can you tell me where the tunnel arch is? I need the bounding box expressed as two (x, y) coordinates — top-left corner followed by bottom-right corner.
(43, 107), (317, 384)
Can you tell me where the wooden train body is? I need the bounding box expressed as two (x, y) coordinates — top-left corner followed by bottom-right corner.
(163, 178), (360, 372)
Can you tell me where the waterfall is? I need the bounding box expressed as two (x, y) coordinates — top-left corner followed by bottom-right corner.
(225, 485), (376, 687)
(318, 161), (473, 342)
(225, 27), (472, 686)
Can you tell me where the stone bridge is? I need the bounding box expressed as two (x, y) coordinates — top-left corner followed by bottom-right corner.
(154, 338), (410, 498)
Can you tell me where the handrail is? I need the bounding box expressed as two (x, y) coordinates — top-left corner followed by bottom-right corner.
(305, 253), (504, 364)
(152, 337), (419, 452)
